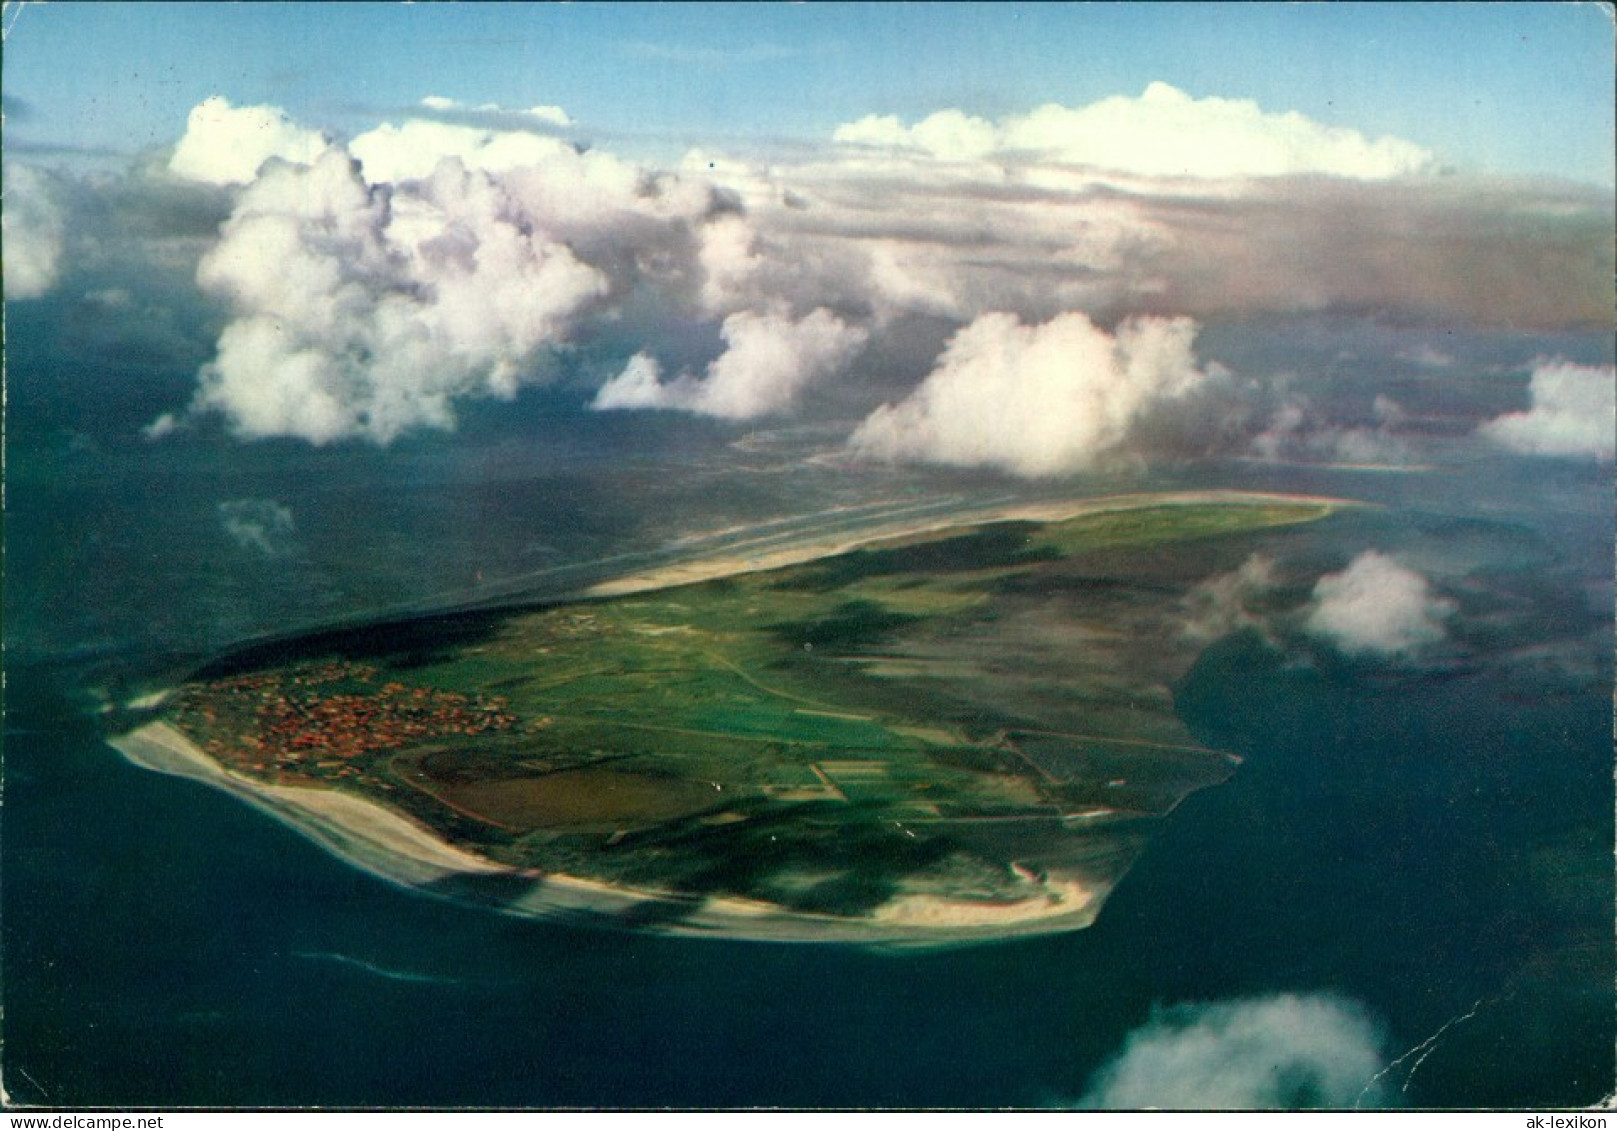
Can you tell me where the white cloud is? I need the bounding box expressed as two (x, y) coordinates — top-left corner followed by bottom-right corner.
(420, 95), (572, 126)
(863, 240), (964, 319)
(143, 412), (182, 440)
(150, 87), (1611, 449)
(836, 108), (999, 163)
(168, 96), (332, 186)
(590, 352), (668, 412)
(1250, 397), (1414, 467)
(350, 114), (701, 238)
(1, 161), (65, 299)
(836, 83), (1436, 180)
(187, 149), (608, 444)
(158, 95), (773, 444)
(521, 105), (573, 127)
(1305, 551), (1456, 658)
(1183, 554), (1280, 644)
(848, 311), (1205, 477)
(696, 214), (765, 314)
(592, 307), (868, 420)
(1010, 83), (1435, 179)
(1080, 994), (1389, 1110)
(1478, 360), (1616, 461)
(218, 499), (297, 557)
(349, 119), (575, 182)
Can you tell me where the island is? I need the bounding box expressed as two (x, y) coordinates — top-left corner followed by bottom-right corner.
(112, 491), (1349, 947)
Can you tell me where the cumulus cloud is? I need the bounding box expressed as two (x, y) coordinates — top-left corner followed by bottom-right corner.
(592, 307), (868, 420)
(185, 149), (609, 444)
(837, 108), (1000, 164)
(2, 161), (65, 299)
(848, 311), (1205, 476)
(1305, 551), (1456, 658)
(168, 96), (332, 186)
(695, 213), (766, 314)
(145, 86), (1613, 448)
(1080, 994), (1389, 1110)
(153, 94), (784, 444)
(836, 82), (1435, 180)
(349, 119), (586, 183)
(1251, 396), (1415, 467)
(1183, 554), (1280, 644)
(218, 499), (297, 557)
(1478, 360), (1616, 461)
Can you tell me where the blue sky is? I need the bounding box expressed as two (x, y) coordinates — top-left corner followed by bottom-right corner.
(4, 1), (1614, 183)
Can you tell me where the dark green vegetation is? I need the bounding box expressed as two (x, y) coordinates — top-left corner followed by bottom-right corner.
(165, 498), (1335, 924)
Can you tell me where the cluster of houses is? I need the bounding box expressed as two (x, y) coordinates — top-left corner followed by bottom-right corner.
(174, 661), (518, 786)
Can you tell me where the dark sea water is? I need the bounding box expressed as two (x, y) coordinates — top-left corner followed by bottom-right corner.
(4, 315), (1613, 1109)
(4, 613), (1610, 1108)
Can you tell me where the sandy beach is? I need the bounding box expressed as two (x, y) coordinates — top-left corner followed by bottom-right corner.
(111, 721), (1108, 945)
(871, 877), (1102, 932)
(111, 722), (509, 883)
(586, 489), (1354, 597)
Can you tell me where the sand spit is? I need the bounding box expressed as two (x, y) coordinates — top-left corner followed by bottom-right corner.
(587, 489), (1355, 598)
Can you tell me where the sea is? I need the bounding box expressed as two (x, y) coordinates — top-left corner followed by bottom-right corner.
(3, 312), (1612, 1108)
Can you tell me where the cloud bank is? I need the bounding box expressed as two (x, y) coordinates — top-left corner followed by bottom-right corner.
(1478, 361), (1616, 461)
(1305, 551), (1455, 658)
(40, 83), (1609, 450)
(1080, 994), (1389, 1110)
(836, 82), (1436, 180)
(701, 130), (1611, 332)
(849, 312), (1206, 476)
(592, 307), (867, 420)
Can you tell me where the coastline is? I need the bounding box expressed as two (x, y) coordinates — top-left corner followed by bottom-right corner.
(110, 720), (1106, 946)
(109, 722), (509, 884)
(105, 489), (1342, 946)
(586, 488), (1354, 597)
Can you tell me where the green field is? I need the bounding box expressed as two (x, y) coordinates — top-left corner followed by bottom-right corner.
(165, 495), (1336, 924)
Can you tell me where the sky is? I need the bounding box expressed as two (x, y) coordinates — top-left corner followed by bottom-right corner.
(3, 2), (1614, 182)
